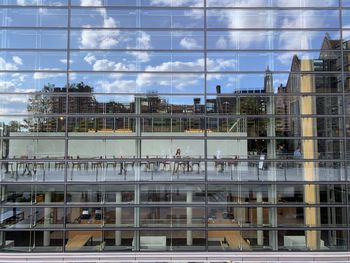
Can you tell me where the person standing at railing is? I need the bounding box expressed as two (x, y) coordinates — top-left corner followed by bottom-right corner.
(277, 144), (287, 169)
(172, 148), (181, 174)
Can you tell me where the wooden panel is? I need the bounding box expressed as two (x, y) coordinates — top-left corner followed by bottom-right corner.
(65, 234), (92, 251)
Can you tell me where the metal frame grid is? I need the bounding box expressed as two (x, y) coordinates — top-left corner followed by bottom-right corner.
(0, 0), (348, 253)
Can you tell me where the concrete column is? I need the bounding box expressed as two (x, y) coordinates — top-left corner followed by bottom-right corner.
(265, 68), (278, 250)
(115, 192), (122, 246)
(134, 96), (141, 251)
(256, 191), (263, 246)
(186, 191), (193, 246)
(133, 185), (140, 251)
(330, 188), (337, 247)
(43, 191), (52, 246)
(268, 185), (278, 250)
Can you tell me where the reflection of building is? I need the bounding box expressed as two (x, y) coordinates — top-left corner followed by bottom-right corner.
(283, 34), (343, 158)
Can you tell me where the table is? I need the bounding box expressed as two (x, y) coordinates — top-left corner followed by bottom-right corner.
(65, 234), (92, 250)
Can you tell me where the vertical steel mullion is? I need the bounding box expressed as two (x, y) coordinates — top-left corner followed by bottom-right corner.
(204, 0), (208, 252)
(340, 0), (350, 251)
(63, 0), (71, 253)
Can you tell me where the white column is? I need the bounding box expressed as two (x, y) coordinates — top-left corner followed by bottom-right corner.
(266, 74), (278, 250)
(43, 191), (52, 247)
(186, 191), (193, 246)
(268, 185), (278, 250)
(134, 97), (141, 251)
(115, 192), (122, 246)
(256, 191), (263, 246)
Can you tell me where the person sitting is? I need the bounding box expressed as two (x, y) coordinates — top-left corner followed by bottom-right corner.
(172, 148), (183, 174)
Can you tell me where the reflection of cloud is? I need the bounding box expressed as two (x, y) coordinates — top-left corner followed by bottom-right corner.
(59, 59), (73, 64)
(127, 32), (152, 62)
(0, 95), (29, 114)
(150, 0), (202, 6)
(143, 59), (204, 72)
(96, 79), (136, 93)
(0, 79), (27, 93)
(0, 57), (22, 70)
(12, 56), (23, 65)
(80, 29), (120, 49)
(137, 58), (235, 89)
(70, 73), (78, 81)
(79, 0), (119, 50)
(275, 0), (335, 7)
(84, 54), (96, 64)
(78, 0), (153, 65)
(84, 53), (137, 71)
(216, 36), (227, 49)
(17, 0), (64, 5)
(136, 73), (202, 91)
(209, 8), (332, 66)
(180, 37), (201, 49)
(33, 71), (65, 80)
(17, 0), (38, 4)
(92, 59), (136, 71)
(80, 0), (102, 6)
(89, 57), (235, 92)
(208, 0), (335, 7)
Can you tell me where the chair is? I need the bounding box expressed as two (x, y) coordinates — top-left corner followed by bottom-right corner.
(160, 156), (171, 171)
(191, 157), (201, 174)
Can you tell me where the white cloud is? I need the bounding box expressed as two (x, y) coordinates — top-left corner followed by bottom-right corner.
(88, 58), (137, 71)
(127, 32), (152, 62)
(96, 79), (136, 93)
(80, 0), (102, 6)
(143, 59), (204, 72)
(207, 0), (333, 7)
(0, 57), (20, 70)
(136, 73), (202, 91)
(137, 58), (235, 90)
(0, 79), (24, 93)
(137, 31), (152, 49)
(215, 36), (227, 49)
(84, 53), (96, 65)
(207, 8), (332, 67)
(33, 70), (65, 80)
(78, 0), (120, 50)
(150, 0), (202, 7)
(12, 56), (23, 65)
(16, 0), (38, 5)
(69, 73), (78, 81)
(180, 37), (201, 49)
(80, 29), (120, 49)
(16, 0), (64, 5)
(59, 59), (73, 64)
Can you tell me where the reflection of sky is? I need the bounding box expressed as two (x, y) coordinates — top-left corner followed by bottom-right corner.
(0, 0), (346, 114)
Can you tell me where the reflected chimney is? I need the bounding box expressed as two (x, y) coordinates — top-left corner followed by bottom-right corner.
(194, 98), (201, 113)
(216, 85), (221, 94)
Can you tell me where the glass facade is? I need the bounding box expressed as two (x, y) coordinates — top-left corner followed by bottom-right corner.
(0, 0), (349, 253)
